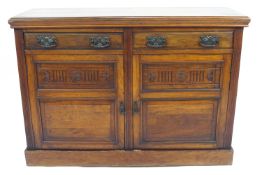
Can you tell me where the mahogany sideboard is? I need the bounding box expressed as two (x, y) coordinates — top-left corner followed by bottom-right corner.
(9, 8), (250, 166)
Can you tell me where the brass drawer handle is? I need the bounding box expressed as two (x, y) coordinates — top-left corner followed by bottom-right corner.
(146, 35), (166, 48)
(36, 35), (57, 48)
(200, 35), (219, 48)
(90, 36), (110, 49)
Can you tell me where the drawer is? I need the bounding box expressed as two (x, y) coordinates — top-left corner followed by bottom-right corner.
(25, 33), (123, 49)
(133, 31), (233, 49)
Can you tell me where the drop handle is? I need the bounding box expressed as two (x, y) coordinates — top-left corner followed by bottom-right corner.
(199, 35), (219, 48)
(36, 35), (57, 48)
(89, 35), (110, 49)
(119, 102), (125, 114)
(133, 101), (139, 113)
(146, 35), (166, 48)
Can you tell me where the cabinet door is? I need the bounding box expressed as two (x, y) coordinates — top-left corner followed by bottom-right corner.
(26, 54), (124, 149)
(133, 54), (231, 149)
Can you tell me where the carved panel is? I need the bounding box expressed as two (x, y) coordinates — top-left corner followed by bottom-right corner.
(142, 62), (223, 91)
(37, 63), (115, 89)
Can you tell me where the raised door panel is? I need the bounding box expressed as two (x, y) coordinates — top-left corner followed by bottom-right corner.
(26, 54), (124, 149)
(40, 100), (119, 147)
(133, 54), (232, 149)
(137, 100), (217, 149)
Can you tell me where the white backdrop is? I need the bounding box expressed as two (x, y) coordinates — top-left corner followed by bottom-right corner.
(0, 0), (261, 175)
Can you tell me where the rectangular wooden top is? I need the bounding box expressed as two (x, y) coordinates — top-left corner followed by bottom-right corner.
(9, 7), (250, 28)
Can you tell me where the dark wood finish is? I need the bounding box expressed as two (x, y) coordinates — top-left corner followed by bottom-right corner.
(9, 8), (249, 166)
(25, 149), (233, 166)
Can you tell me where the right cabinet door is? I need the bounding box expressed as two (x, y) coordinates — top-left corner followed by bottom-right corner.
(133, 54), (232, 149)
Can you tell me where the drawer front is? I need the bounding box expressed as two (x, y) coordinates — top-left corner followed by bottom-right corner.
(134, 31), (233, 49)
(25, 33), (123, 49)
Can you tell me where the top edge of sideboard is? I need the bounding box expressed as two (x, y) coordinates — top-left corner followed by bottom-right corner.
(8, 8), (250, 28)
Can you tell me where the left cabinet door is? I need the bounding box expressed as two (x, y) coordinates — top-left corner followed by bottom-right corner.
(26, 54), (124, 150)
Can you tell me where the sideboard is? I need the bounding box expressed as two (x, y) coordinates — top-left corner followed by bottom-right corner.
(9, 8), (250, 166)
